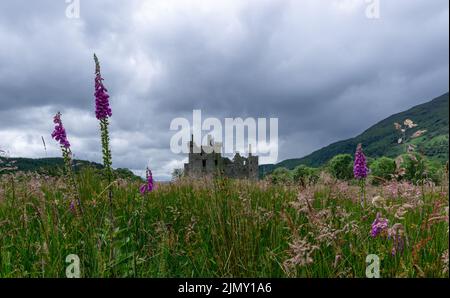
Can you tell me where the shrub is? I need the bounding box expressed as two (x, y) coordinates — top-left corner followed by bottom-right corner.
(399, 153), (443, 185)
(424, 159), (444, 185)
(328, 154), (353, 180)
(292, 165), (319, 187)
(370, 157), (396, 184)
(270, 167), (292, 184)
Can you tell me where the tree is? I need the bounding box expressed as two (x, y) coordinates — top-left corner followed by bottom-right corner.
(0, 149), (17, 174)
(292, 165), (319, 187)
(270, 167), (292, 184)
(400, 153), (442, 185)
(371, 157), (396, 184)
(328, 154), (353, 180)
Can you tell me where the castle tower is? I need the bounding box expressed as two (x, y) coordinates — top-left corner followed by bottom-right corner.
(184, 136), (258, 180)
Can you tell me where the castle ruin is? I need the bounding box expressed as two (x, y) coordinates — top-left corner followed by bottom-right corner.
(184, 135), (258, 180)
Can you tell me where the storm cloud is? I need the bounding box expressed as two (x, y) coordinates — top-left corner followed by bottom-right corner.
(0, 0), (448, 180)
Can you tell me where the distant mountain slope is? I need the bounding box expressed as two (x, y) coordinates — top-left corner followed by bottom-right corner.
(260, 92), (449, 175)
(0, 156), (143, 181)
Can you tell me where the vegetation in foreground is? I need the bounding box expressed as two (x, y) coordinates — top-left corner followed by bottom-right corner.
(0, 168), (448, 277)
(0, 55), (447, 278)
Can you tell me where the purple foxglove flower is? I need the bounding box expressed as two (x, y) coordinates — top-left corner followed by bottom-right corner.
(51, 112), (71, 148)
(94, 54), (112, 120)
(140, 167), (154, 195)
(69, 200), (76, 214)
(353, 143), (368, 179)
(371, 212), (389, 237)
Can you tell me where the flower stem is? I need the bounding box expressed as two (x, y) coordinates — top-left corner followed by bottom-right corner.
(100, 118), (113, 224)
(63, 147), (84, 215)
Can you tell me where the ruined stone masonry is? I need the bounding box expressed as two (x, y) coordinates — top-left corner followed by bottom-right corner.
(184, 135), (259, 180)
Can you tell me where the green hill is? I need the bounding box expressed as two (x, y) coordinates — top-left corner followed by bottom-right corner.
(260, 92), (449, 175)
(0, 156), (142, 181)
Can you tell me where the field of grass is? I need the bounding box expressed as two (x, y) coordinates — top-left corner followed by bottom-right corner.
(0, 168), (448, 277)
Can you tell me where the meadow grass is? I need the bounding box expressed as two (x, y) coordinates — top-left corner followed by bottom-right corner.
(0, 168), (448, 277)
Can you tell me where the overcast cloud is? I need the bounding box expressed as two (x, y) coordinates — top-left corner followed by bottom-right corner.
(0, 0), (448, 180)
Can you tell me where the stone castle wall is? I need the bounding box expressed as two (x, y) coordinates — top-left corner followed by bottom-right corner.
(184, 138), (258, 180)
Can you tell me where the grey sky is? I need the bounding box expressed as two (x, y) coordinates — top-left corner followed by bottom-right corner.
(0, 0), (448, 180)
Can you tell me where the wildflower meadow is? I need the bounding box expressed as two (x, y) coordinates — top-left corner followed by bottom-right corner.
(0, 56), (448, 278)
